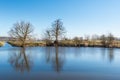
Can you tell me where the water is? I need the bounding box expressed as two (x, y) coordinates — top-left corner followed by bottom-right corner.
(0, 43), (120, 80)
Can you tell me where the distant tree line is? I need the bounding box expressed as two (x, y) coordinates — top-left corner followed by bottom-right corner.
(71, 33), (116, 47)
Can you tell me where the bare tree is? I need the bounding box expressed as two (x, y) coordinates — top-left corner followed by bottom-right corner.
(51, 19), (66, 45)
(84, 35), (90, 41)
(73, 37), (82, 46)
(107, 33), (114, 47)
(8, 21), (34, 47)
(91, 34), (99, 40)
(44, 29), (52, 45)
(100, 34), (106, 46)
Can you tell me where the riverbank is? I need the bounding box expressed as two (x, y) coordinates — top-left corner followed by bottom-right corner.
(7, 40), (120, 48)
(7, 41), (46, 47)
(58, 40), (120, 48)
(0, 41), (5, 47)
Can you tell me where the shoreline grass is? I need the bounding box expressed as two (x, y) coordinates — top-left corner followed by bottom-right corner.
(0, 41), (5, 47)
(7, 40), (120, 48)
(7, 41), (46, 47)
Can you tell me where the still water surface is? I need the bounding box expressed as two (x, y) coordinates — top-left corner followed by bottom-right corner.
(0, 43), (120, 80)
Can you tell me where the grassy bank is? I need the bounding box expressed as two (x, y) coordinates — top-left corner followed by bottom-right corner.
(7, 41), (46, 47)
(59, 40), (120, 48)
(0, 41), (5, 47)
(7, 40), (120, 48)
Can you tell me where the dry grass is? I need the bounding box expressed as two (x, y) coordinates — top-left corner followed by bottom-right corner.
(7, 40), (120, 48)
(0, 41), (5, 47)
(8, 41), (46, 47)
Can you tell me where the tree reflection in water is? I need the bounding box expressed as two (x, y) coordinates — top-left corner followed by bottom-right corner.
(8, 48), (33, 72)
(108, 48), (114, 63)
(45, 46), (65, 72)
(100, 48), (115, 63)
(45, 47), (51, 63)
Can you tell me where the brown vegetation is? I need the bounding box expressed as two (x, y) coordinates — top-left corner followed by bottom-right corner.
(0, 41), (5, 47)
(7, 41), (46, 47)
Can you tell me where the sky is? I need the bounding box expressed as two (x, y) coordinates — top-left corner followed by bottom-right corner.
(0, 0), (120, 39)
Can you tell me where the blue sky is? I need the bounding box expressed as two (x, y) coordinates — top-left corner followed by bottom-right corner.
(0, 0), (120, 38)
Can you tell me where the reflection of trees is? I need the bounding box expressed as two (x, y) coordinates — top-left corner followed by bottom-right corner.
(101, 48), (106, 59)
(52, 47), (65, 72)
(108, 48), (114, 62)
(45, 47), (65, 72)
(45, 47), (51, 63)
(8, 48), (33, 72)
(101, 48), (114, 62)
(74, 47), (81, 57)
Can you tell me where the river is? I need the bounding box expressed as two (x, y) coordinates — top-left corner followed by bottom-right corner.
(0, 43), (120, 80)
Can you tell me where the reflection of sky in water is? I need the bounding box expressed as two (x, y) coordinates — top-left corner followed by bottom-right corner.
(1, 44), (120, 79)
